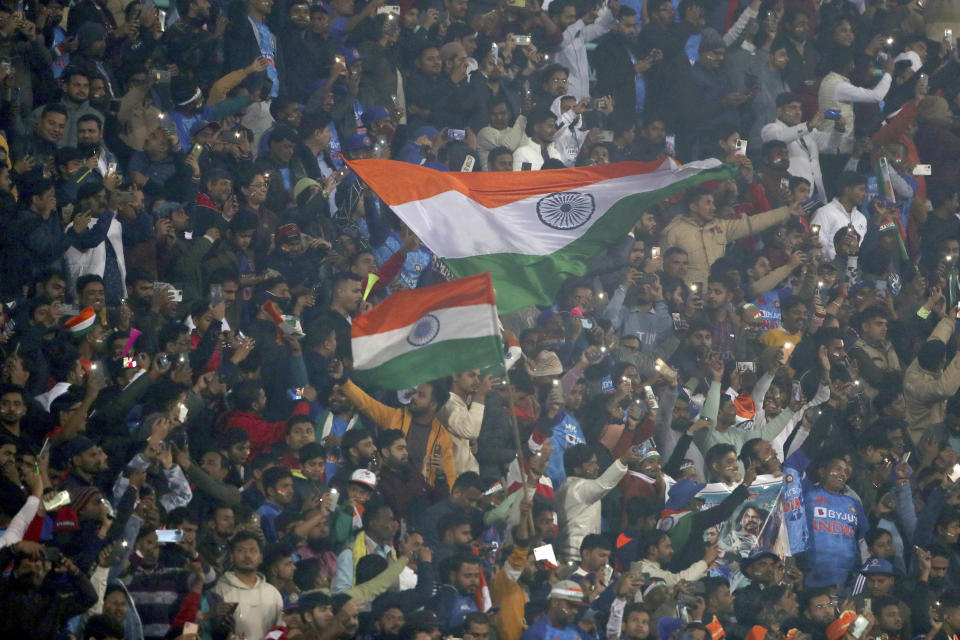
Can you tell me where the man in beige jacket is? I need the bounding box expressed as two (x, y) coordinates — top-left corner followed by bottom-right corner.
(438, 370), (496, 475)
(662, 186), (803, 285)
(905, 309), (960, 443)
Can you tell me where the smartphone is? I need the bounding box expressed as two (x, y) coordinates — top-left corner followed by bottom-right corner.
(811, 224), (821, 234)
(170, 289), (183, 302)
(781, 341), (795, 364)
(153, 69), (171, 83)
(513, 34), (532, 45)
(460, 155), (475, 172)
(651, 246), (661, 259)
(38, 437), (51, 460)
(735, 139), (747, 156)
(334, 55), (345, 65)
(824, 109), (842, 121)
(433, 444), (442, 458)
(157, 8), (166, 31)
(850, 615), (870, 640)
(289, 387), (304, 400)
(947, 28), (954, 47)
(42, 490), (71, 511)
(665, 134), (676, 156)
(902, 451), (912, 465)
(736, 361), (756, 372)
(521, 162), (532, 171)
(792, 380), (802, 402)
(189, 144), (203, 160)
(122, 357), (138, 369)
(325, 487), (340, 508)
(949, 463), (960, 483)
(491, 42), (499, 65)
(376, 4), (400, 13)
(177, 403), (188, 423)
(913, 164), (932, 176)
(447, 129), (466, 141)
(210, 284), (224, 307)
(156, 529), (184, 543)
(580, 317), (594, 330)
(780, 177), (790, 190)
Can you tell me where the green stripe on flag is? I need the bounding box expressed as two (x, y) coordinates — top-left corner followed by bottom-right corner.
(443, 163), (736, 314)
(352, 335), (504, 390)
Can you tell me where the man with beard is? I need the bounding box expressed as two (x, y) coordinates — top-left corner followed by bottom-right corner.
(430, 553), (484, 632)
(0, 385), (32, 448)
(213, 532), (285, 638)
(315, 385), (367, 481)
(477, 98), (527, 171)
(792, 589), (835, 640)
(0, 544), (97, 640)
(328, 427), (376, 491)
(593, 7), (652, 122)
(416, 471), (485, 549)
(332, 498), (398, 593)
(703, 274), (739, 361)
(198, 503), (236, 573)
(59, 434), (111, 521)
(339, 375), (457, 489)
(521, 579), (589, 640)
(377, 429), (443, 521)
(757, 141), (797, 209)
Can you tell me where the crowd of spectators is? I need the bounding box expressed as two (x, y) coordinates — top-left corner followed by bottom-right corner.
(2, 0), (960, 639)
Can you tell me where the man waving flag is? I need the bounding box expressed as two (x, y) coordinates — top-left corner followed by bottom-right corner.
(348, 157), (733, 313)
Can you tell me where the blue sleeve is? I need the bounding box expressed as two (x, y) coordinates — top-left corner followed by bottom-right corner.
(333, 548), (355, 594)
(70, 214), (112, 250)
(914, 487), (946, 548)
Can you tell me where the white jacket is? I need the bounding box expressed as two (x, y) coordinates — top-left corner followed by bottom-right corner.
(550, 96), (588, 167)
(811, 198), (868, 261)
(555, 459), (628, 561)
(65, 213), (127, 298)
(761, 119), (843, 203)
(512, 139), (562, 171)
(212, 571), (284, 640)
(477, 116), (528, 170)
(438, 393), (483, 475)
(554, 8), (617, 100)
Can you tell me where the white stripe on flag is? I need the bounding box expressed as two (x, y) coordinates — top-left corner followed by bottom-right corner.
(392, 160), (718, 259)
(353, 303), (496, 370)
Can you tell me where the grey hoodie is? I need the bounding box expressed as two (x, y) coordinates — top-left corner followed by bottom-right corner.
(212, 571), (284, 640)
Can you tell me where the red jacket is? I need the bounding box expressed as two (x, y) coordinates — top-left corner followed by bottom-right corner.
(217, 402), (310, 458)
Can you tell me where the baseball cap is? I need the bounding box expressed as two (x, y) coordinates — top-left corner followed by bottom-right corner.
(664, 478), (706, 511)
(860, 557), (896, 575)
(548, 580), (588, 606)
(350, 468), (377, 490)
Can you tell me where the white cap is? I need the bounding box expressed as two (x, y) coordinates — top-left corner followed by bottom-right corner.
(350, 468), (377, 489)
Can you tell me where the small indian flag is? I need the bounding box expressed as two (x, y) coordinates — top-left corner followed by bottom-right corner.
(348, 157), (732, 313)
(351, 272), (503, 390)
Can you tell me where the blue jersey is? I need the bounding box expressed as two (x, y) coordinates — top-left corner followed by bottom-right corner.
(546, 412), (586, 488)
(521, 616), (581, 640)
(804, 485), (867, 586)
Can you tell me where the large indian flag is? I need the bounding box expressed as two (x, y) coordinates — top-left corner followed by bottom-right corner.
(348, 157), (733, 313)
(352, 272), (503, 389)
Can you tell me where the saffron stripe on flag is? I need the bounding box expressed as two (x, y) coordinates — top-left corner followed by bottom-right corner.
(352, 272), (496, 335)
(352, 303), (497, 370)
(346, 158), (669, 209)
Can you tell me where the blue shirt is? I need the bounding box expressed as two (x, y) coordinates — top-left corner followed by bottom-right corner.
(546, 412), (586, 488)
(249, 16), (280, 98)
(521, 616), (581, 640)
(257, 500), (284, 543)
(803, 485), (867, 586)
